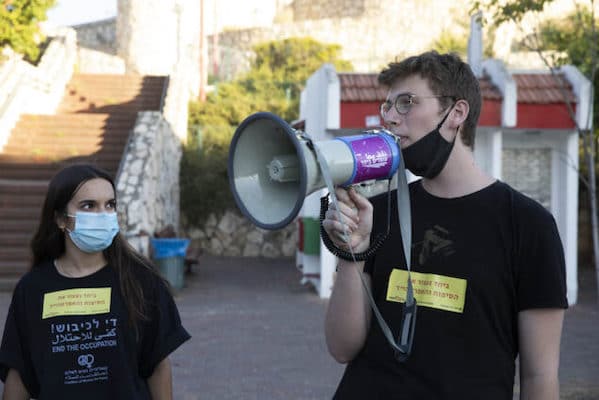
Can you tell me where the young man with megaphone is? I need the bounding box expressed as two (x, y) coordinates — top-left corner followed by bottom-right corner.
(322, 51), (567, 400)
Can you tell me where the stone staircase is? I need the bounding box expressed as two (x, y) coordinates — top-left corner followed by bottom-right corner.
(0, 73), (167, 283)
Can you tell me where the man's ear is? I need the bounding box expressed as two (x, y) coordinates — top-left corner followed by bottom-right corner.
(450, 99), (469, 128)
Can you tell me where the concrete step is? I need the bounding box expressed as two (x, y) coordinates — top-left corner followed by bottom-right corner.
(67, 74), (165, 86)
(0, 247), (33, 261)
(0, 206), (40, 219)
(61, 89), (163, 97)
(0, 232), (34, 246)
(0, 255), (31, 276)
(8, 130), (131, 142)
(0, 274), (25, 291)
(0, 152), (123, 163)
(68, 73), (165, 82)
(0, 199), (44, 208)
(66, 79), (154, 87)
(16, 113), (137, 126)
(3, 140), (128, 153)
(1, 219), (39, 233)
(59, 103), (161, 114)
(7, 129), (130, 139)
(11, 123), (132, 131)
(0, 195), (45, 207)
(2, 143), (127, 156)
(0, 181), (48, 207)
(0, 160), (118, 180)
(0, 180), (49, 193)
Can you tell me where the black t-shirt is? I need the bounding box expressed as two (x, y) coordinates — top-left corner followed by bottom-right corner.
(334, 180), (568, 400)
(0, 261), (191, 399)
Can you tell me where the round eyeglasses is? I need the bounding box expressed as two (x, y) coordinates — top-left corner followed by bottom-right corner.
(380, 94), (455, 117)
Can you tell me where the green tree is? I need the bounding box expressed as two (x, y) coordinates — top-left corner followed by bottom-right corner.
(472, 0), (599, 295)
(432, 15), (497, 60)
(0, 0), (56, 62)
(432, 30), (469, 57)
(181, 37), (353, 226)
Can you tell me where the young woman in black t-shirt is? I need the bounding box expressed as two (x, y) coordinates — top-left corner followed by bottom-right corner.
(0, 164), (190, 399)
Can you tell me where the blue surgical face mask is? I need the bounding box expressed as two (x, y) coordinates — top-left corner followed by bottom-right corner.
(66, 212), (120, 253)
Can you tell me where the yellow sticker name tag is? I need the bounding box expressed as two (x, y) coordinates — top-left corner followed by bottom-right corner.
(386, 270), (467, 313)
(42, 288), (112, 319)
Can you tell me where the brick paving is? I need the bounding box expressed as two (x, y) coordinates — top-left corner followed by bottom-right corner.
(0, 256), (597, 399)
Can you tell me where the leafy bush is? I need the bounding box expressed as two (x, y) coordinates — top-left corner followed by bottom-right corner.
(0, 0), (55, 62)
(181, 37), (352, 226)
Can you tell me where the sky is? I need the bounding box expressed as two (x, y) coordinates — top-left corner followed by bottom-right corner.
(44, 0), (282, 32)
(46, 0), (117, 26)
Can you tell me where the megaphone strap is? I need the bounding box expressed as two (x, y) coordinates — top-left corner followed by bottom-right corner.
(312, 140), (417, 362)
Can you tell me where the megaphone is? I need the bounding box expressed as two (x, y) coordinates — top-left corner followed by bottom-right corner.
(228, 112), (401, 230)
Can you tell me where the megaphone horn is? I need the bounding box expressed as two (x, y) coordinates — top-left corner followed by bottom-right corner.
(228, 112), (401, 230)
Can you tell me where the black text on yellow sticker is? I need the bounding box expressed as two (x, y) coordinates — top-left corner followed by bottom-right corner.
(386, 270), (467, 313)
(42, 288), (111, 319)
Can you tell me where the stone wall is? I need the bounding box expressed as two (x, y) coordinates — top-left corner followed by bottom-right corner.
(162, 64), (191, 142)
(116, 0), (200, 98)
(76, 47), (126, 74)
(116, 111), (182, 256)
(0, 26), (77, 150)
(73, 19), (117, 54)
(63, 0), (598, 80)
(211, 0), (467, 75)
(72, 19), (125, 74)
(502, 147), (552, 209)
(291, 0), (366, 20)
(183, 210), (298, 258)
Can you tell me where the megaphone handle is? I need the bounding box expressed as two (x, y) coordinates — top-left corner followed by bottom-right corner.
(319, 195), (389, 262)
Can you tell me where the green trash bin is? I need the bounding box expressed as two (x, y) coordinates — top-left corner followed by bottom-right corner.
(302, 217), (320, 255)
(150, 238), (190, 290)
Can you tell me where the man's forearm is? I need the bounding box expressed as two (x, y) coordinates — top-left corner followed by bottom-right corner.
(325, 260), (371, 363)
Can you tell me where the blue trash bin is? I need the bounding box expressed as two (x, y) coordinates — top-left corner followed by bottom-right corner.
(150, 238), (190, 290)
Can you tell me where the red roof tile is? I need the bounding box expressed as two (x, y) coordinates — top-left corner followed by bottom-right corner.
(338, 72), (577, 105)
(338, 73), (387, 102)
(513, 73), (577, 104)
(338, 72), (503, 102)
(479, 75), (502, 100)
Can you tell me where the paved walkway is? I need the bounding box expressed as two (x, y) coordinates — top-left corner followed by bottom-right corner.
(172, 257), (599, 400)
(170, 256), (343, 399)
(0, 256), (597, 399)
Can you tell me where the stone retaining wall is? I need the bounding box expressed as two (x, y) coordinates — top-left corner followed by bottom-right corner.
(183, 210), (298, 258)
(116, 111), (182, 256)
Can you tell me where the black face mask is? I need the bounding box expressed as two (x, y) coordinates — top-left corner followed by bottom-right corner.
(402, 109), (456, 179)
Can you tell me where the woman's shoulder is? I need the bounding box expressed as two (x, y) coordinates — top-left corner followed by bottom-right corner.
(11, 260), (55, 296)
(130, 258), (168, 292)
(21, 260), (54, 281)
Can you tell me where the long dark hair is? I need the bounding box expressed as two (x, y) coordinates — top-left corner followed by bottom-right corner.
(31, 164), (163, 334)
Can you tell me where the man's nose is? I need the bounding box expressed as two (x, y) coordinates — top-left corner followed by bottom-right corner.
(383, 110), (402, 128)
